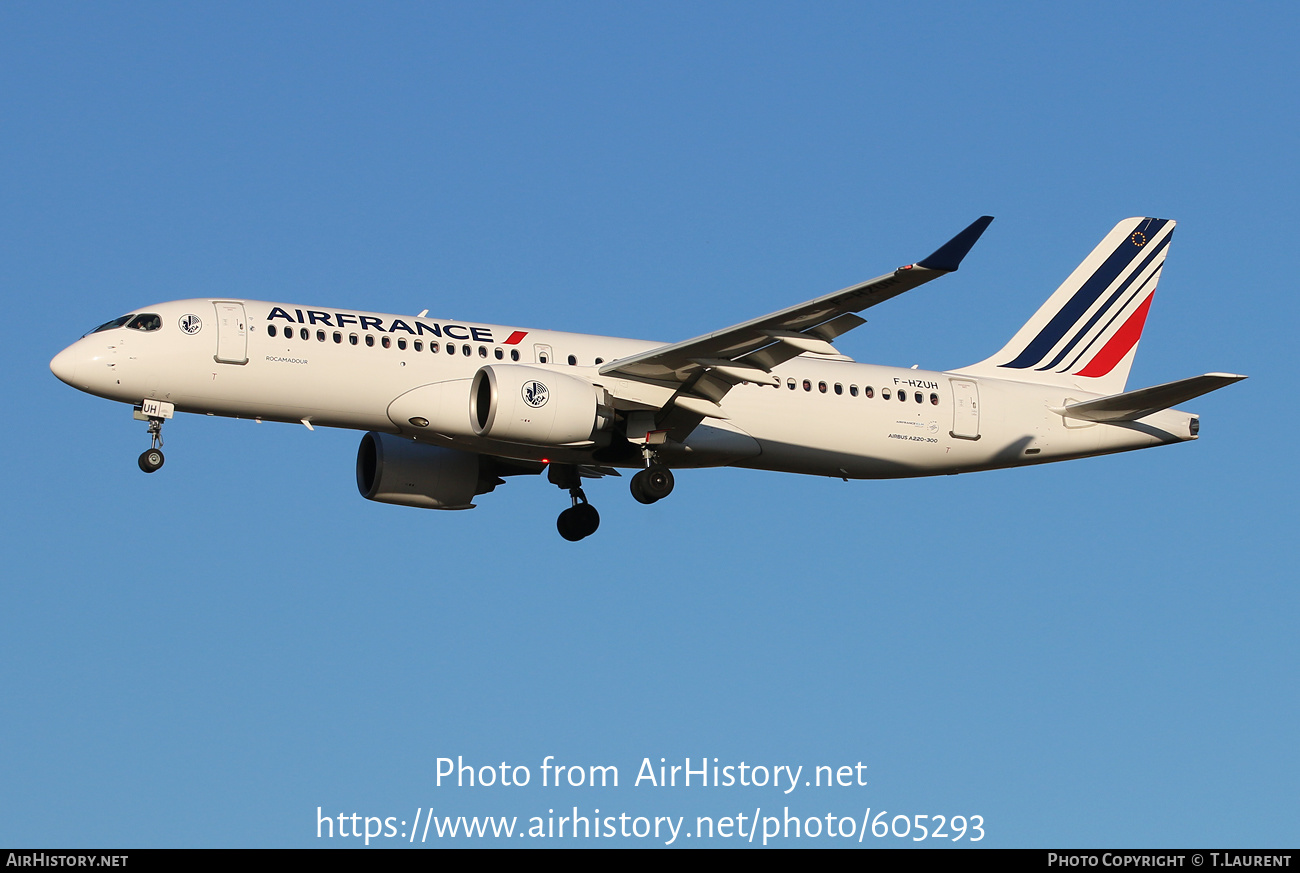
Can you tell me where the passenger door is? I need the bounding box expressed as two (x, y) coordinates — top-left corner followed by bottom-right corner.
(213, 301), (248, 364)
(949, 378), (980, 439)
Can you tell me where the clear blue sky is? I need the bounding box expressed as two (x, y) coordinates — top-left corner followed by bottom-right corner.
(3, 2), (1295, 848)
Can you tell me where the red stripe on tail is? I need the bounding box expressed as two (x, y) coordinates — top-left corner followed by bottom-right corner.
(1074, 294), (1153, 378)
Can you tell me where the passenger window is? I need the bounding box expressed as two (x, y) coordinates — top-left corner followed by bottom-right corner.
(349, 334), (358, 345)
(382, 336), (391, 349)
(446, 343), (454, 355)
(430, 342), (439, 353)
(914, 391), (922, 403)
(300, 327), (309, 340)
(834, 383), (843, 395)
(803, 380), (812, 392)
(510, 349), (520, 361)
(568, 354), (577, 366)
(268, 325), (277, 337)
(479, 346), (488, 358)
(818, 381), (827, 394)
(397, 338), (407, 350)
(414, 340), (423, 351)
(494, 348), (503, 360)
(595, 357), (603, 365)
(850, 385), (858, 397)
(365, 335), (374, 347)
(882, 388), (891, 400)
(898, 390), (907, 402)
(333, 331), (342, 344)
(930, 392), (939, 406)
(865, 386), (874, 399)
(317, 330), (326, 342)
(787, 378), (796, 390)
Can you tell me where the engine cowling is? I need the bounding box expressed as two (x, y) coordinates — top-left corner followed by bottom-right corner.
(356, 432), (496, 510)
(387, 378), (475, 437)
(470, 365), (611, 445)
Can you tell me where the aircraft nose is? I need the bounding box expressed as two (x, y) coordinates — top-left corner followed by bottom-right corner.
(50, 344), (81, 386)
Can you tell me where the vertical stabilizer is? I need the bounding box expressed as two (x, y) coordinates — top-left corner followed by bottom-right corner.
(955, 218), (1174, 396)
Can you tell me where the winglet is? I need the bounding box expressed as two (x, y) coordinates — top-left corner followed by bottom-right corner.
(915, 215), (994, 272)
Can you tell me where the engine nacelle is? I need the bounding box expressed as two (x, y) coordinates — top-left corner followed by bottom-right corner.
(470, 365), (611, 445)
(356, 432), (496, 510)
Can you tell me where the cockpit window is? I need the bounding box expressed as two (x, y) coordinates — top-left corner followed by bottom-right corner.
(126, 314), (162, 331)
(87, 315), (134, 335)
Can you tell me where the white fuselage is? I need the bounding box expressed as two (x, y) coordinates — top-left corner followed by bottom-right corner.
(50, 298), (1198, 480)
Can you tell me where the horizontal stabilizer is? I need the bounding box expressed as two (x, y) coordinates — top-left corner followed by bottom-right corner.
(1052, 373), (1247, 422)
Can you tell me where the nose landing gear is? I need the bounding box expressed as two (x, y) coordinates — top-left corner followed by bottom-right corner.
(133, 400), (174, 473)
(137, 417), (165, 473)
(548, 464), (600, 541)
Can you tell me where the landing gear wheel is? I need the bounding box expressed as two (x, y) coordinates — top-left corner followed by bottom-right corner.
(644, 464), (674, 499)
(138, 448), (165, 473)
(557, 502), (600, 541)
(571, 502), (599, 535)
(557, 509), (581, 541)
(632, 464), (674, 503)
(630, 473), (657, 505)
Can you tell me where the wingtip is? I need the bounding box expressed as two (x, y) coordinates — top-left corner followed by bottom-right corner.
(915, 215), (994, 272)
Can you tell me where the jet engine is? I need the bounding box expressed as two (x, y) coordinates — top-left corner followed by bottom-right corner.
(356, 432), (499, 510)
(470, 365), (612, 446)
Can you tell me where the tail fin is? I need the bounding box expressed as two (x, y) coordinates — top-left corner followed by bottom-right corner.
(956, 217), (1174, 395)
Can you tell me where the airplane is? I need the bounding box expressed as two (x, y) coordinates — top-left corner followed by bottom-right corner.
(50, 216), (1245, 540)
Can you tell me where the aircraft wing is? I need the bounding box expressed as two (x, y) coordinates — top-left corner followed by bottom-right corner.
(598, 216), (993, 414)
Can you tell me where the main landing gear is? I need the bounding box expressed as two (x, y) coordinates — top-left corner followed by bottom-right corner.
(629, 441), (674, 505)
(630, 463), (674, 504)
(138, 417), (165, 473)
(547, 450), (676, 540)
(549, 464), (600, 542)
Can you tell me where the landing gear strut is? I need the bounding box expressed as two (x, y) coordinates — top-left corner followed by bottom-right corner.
(138, 418), (165, 473)
(549, 464), (600, 541)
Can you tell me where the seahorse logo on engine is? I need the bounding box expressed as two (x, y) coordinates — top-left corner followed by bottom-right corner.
(522, 380), (549, 408)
